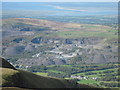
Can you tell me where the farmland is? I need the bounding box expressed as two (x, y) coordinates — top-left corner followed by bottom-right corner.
(29, 63), (120, 88)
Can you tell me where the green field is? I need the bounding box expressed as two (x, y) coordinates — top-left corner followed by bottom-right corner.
(78, 80), (98, 85)
(54, 30), (117, 39)
(35, 72), (48, 76)
(47, 70), (64, 74)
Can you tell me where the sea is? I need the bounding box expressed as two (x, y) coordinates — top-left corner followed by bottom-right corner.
(2, 2), (118, 17)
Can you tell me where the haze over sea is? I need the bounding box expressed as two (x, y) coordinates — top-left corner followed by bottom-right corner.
(2, 2), (118, 18)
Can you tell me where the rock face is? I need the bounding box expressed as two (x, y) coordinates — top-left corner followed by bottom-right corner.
(1, 58), (98, 89)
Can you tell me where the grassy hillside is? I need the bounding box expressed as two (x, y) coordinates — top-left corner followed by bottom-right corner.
(2, 18), (118, 39)
(1, 58), (101, 89)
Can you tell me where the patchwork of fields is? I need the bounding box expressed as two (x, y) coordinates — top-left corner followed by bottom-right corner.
(32, 63), (119, 88)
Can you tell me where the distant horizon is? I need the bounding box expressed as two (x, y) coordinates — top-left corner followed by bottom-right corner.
(2, 0), (120, 2)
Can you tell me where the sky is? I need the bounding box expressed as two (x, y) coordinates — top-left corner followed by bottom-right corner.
(2, 0), (120, 2)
